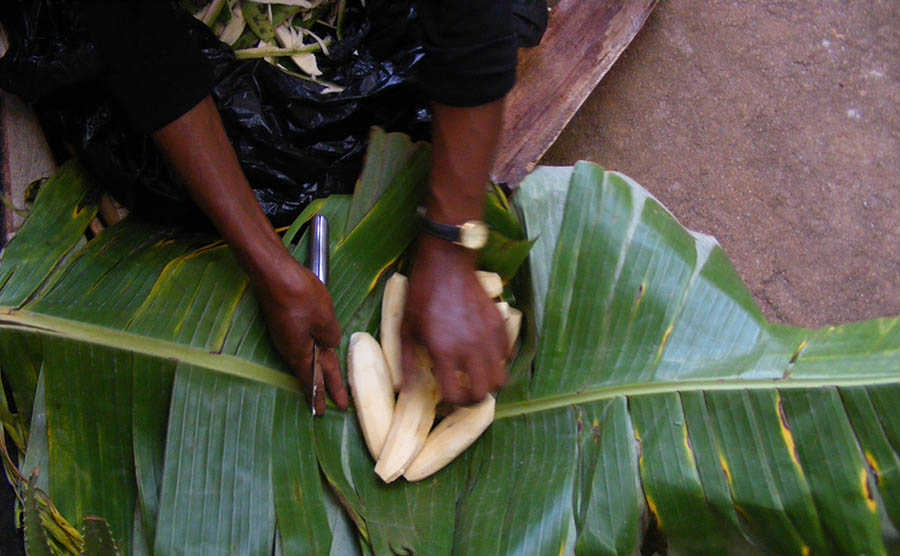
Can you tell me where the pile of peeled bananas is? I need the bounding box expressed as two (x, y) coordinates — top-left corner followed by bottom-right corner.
(348, 272), (522, 483)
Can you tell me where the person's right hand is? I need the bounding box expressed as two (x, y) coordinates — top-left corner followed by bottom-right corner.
(252, 252), (348, 415)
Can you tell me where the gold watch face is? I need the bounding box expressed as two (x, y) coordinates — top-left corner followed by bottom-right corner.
(458, 221), (489, 250)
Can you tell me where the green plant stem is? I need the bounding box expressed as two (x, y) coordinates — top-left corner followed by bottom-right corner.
(202, 0), (228, 27)
(234, 41), (327, 59)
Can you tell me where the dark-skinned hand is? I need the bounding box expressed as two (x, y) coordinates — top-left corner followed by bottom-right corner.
(252, 251), (349, 415)
(400, 234), (509, 405)
(153, 96), (348, 415)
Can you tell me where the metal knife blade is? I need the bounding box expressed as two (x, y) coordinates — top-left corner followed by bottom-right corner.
(309, 214), (329, 415)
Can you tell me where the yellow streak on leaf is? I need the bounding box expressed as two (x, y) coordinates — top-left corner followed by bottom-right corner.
(865, 451), (881, 485)
(682, 422), (697, 470)
(73, 204), (91, 219)
(861, 466), (877, 513)
(775, 392), (801, 469)
(719, 450), (732, 487)
(791, 339), (808, 361)
(211, 279), (249, 350)
(802, 545), (810, 556)
(180, 242), (227, 260)
(646, 495), (661, 527)
(655, 324), (673, 361)
(293, 481), (303, 504)
(367, 257), (400, 292)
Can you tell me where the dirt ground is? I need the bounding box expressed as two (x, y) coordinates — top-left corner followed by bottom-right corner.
(542, 1), (900, 329)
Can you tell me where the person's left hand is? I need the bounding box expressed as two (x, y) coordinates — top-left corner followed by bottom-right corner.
(400, 234), (509, 405)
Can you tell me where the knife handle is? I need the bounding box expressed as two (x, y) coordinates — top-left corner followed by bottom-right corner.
(309, 215), (328, 286)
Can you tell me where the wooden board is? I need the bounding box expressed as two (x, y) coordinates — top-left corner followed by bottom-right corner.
(0, 25), (58, 242)
(492, 0), (659, 189)
(0, 91), (57, 242)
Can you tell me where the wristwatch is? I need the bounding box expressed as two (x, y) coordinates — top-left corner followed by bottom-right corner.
(418, 207), (489, 250)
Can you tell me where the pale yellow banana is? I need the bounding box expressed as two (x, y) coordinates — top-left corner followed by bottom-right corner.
(347, 332), (395, 459)
(401, 302), (519, 481)
(475, 271), (504, 299)
(380, 273), (407, 391)
(495, 301), (523, 351)
(374, 348), (440, 483)
(404, 394), (496, 482)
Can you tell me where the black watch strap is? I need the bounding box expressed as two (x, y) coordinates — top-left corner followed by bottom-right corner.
(418, 208), (462, 242)
(417, 207), (489, 249)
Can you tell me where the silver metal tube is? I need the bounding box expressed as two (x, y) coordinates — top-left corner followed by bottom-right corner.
(309, 215), (329, 286)
(308, 214), (329, 415)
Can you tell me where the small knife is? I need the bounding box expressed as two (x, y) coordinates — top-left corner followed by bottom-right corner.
(308, 215), (329, 415)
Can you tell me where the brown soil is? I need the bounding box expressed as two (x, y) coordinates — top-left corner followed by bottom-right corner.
(541, 1), (900, 328)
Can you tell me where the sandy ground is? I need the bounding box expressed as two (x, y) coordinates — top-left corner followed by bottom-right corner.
(542, 0), (900, 328)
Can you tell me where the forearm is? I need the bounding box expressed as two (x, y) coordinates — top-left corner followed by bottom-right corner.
(425, 99), (504, 225)
(421, 99), (504, 268)
(152, 96), (289, 289)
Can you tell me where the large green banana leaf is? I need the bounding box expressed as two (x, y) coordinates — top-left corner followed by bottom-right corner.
(1, 127), (900, 555)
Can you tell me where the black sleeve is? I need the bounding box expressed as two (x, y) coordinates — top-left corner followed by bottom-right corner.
(417, 0), (518, 107)
(82, 1), (214, 133)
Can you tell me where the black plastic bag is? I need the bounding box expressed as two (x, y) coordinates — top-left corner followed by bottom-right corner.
(0, 0), (430, 227)
(0, 0), (546, 227)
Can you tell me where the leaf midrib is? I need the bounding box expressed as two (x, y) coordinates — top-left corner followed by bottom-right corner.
(4, 308), (899, 422)
(493, 374), (900, 419)
(0, 308), (300, 393)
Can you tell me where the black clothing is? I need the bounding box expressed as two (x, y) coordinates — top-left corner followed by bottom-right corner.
(84, 1), (517, 133)
(418, 0), (517, 107)
(82, 2), (214, 134)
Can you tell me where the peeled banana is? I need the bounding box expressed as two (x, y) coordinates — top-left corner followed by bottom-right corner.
(404, 394), (496, 482)
(380, 273), (408, 390)
(374, 347), (440, 483)
(495, 301), (523, 352)
(401, 302), (521, 482)
(475, 270), (504, 299)
(347, 332), (395, 459)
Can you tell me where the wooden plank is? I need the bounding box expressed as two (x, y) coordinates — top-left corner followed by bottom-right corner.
(492, 0), (659, 189)
(1, 90), (57, 242)
(0, 24), (58, 243)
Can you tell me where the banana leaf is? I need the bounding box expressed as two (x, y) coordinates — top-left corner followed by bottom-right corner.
(1, 128), (900, 555)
